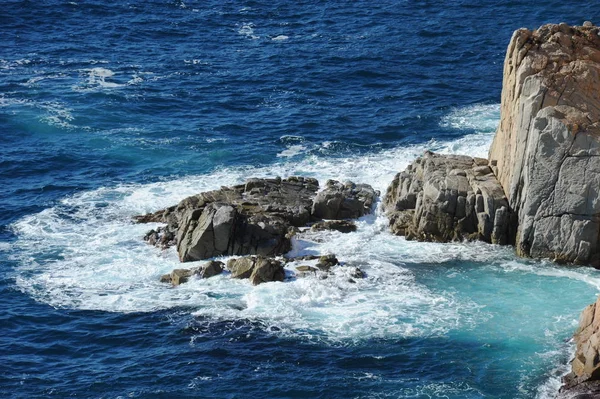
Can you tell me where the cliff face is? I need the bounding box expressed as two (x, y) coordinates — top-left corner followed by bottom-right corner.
(383, 152), (512, 244)
(558, 295), (600, 398)
(489, 23), (600, 265)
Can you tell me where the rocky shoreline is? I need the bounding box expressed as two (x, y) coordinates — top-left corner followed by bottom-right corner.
(135, 21), (600, 396)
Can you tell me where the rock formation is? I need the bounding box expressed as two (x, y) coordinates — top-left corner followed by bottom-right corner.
(559, 295), (600, 398)
(384, 152), (512, 244)
(159, 260), (224, 285)
(489, 22), (600, 265)
(227, 256), (285, 285)
(310, 220), (357, 233)
(312, 180), (377, 220)
(384, 22), (600, 266)
(135, 177), (378, 263)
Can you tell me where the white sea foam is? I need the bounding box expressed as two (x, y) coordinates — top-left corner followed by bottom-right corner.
(10, 103), (599, 357)
(440, 103), (500, 132)
(276, 144), (307, 157)
(74, 67), (124, 91)
(238, 23), (260, 40)
(38, 101), (76, 129)
(0, 95), (78, 129)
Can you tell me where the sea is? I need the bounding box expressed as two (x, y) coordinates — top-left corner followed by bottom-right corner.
(2, 1), (600, 398)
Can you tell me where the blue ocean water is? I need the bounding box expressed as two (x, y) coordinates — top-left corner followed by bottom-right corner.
(2, 1), (600, 398)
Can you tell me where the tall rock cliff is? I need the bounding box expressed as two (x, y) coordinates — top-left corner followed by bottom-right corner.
(488, 22), (600, 265)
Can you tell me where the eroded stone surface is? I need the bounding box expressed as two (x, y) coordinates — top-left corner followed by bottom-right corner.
(159, 260), (224, 285)
(310, 220), (357, 233)
(312, 180), (378, 220)
(488, 22), (600, 265)
(227, 256), (285, 285)
(560, 296), (600, 397)
(136, 177), (378, 263)
(383, 151), (512, 244)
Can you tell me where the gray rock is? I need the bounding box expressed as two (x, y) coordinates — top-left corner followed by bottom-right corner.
(311, 220), (357, 233)
(249, 257), (285, 285)
(227, 256), (285, 285)
(159, 260), (224, 285)
(170, 268), (194, 285)
(199, 260), (224, 279)
(295, 265), (318, 273)
(489, 23), (600, 265)
(227, 257), (256, 279)
(284, 255), (321, 263)
(312, 180), (378, 220)
(316, 254), (339, 271)
(135, 176), (378, 263)
(383, 152), (512, 244)
(559, 296), (600, 396)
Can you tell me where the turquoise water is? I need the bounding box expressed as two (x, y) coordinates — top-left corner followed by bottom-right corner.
(2, 1), (600, 398)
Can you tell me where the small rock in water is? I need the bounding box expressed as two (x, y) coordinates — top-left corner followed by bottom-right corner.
(351, 267), (365, 279)
(227, 256), (285, 285)
(312, 179), (378, 220)
(170, 268), (194, 285)
(199, 260), (224, 279)
(160, 260), (224, 285)
(311, 220), (357, 233)
(316, 254), (338, 271)
(295, 265), (318, 277)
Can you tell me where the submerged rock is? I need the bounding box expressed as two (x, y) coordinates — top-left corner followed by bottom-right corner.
(489, 22), (600, 265)
(295, 265), (318, 274)
(135, 177), (378, 263)
(383, 151), (512, 244)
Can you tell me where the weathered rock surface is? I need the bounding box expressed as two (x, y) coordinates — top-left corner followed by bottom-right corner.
(312, 180), (378, 220)
(315, 254), (339, 271)
(488, 22), (600, 265)
(295, 265), (318, 276)
(310, 220), (357, 233)
(159, 260), (224, 285)
(199, 260), (224, 279)
(384, 151), (512, 244)
(559, 296), (600, 398)
(227, 256), (285, 285)
(135, 177), (378, 263)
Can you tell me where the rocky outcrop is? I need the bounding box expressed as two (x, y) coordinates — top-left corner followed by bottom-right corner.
(227, 256), (286, 285)
(559, 295), (600, 398)
(489, 22), (600, 265)
(159, 260), (224, 285)
(312, 180), (377, 220)
(136, 177), (378, 263)
(315, 254), (339, 271)
(383, 152), (512, 244)
(383, 23), (600, 263)
(310, 220), (357, 233)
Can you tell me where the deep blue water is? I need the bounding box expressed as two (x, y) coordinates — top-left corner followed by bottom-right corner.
(2, 1), (600, 398)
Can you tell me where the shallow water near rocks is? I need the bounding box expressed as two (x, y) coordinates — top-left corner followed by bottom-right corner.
(2, 1), (600, 398)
